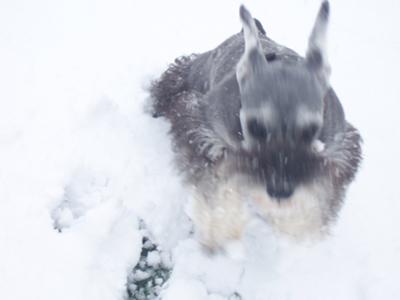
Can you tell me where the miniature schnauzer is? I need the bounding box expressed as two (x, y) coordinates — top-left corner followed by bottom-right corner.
(150, 1), (362, 250)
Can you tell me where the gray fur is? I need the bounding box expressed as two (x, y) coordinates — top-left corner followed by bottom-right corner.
(150, 1), (362, 248)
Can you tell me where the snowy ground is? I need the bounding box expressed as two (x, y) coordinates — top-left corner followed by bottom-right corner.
(1, 0), (400, 299)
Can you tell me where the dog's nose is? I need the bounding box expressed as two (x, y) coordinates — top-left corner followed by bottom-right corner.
(266, 180), (294, 200)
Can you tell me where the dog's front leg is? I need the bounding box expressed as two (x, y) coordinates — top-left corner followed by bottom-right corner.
(192, 179), (248, 252)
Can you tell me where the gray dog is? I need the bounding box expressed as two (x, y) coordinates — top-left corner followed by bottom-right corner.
(150, 1), (362, 250)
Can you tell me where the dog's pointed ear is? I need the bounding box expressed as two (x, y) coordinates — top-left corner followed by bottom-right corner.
(236, 5), (267, 86)
(306, 1), (331, 84)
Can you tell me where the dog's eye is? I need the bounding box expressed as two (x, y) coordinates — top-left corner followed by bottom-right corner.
(247, 119), (267, 139)
(301, 123), (319, 143)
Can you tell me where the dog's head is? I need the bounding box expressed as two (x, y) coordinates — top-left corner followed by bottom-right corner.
(236, 2), (331, 200)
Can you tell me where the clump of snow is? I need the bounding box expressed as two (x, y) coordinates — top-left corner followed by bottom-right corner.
(147, 251), (161, 267)
(127, 231), (173, 300)
(162, 279), (208, 300)
(224, 240), (246, 261)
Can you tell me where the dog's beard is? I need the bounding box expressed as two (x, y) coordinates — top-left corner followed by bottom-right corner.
(247, 179), (332, 239)
(191, 173), (332, 250)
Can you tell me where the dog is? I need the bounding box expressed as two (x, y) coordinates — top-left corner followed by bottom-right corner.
(150, 1), (362, 250)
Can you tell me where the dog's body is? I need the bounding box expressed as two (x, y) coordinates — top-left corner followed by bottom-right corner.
(150, 1), (362, 249)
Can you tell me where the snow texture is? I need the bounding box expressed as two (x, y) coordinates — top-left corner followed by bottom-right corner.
(1, 0), (400, 299)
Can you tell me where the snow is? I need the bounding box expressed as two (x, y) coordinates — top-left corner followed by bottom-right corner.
(147, 251), (161, 267)
(1, 0), (400, 299)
